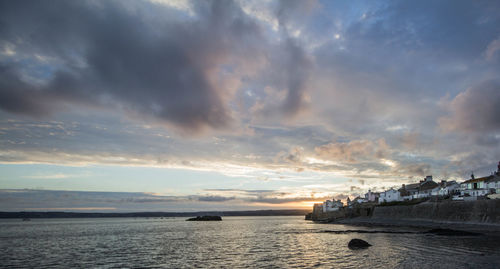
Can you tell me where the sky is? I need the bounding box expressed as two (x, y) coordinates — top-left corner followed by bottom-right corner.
(0, 0), (499, 212)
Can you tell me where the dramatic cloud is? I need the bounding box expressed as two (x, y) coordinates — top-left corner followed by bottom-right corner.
(439, 80), (500, 133)
(1, 0), (500, 211)
(0, 0), (263, 131)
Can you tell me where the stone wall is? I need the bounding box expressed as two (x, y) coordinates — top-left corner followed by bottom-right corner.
(372, 200), (500, 223)
(310, 205), (374, 221)
(311, 208), (346, 221)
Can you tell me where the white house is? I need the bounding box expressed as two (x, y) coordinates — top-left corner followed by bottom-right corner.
(347, 196), (369, 208)
(364, 190), (379, 202)
(399, 176), (438, 200)
(353, 197), (368, 204)
(439, 181), (460, 196)
(460, 174), (490, 199)
(379, 188), (401, 203)
(431, 181), (460, 196)
(322, 199), (344, 212)
(456, 162), (500, 200)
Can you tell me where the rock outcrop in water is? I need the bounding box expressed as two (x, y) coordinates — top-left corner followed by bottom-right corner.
(348, 239), (371, 249)
(186, 216), (222, 221)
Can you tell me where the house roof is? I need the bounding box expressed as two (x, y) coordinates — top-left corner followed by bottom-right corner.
(462, 176), (492, 184)
(404, 183), (420, 190)
(436, 181), (458, 188)
(401, 181), (438, 192)
(383, 188), (398, 193)
(444, 180), (458, 186)
(419, 181), (438, 191)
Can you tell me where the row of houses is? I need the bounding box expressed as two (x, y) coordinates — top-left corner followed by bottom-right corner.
(378, 175), (458, 203)
(318, 162), (500, 212)
(379, 162), (500, 203)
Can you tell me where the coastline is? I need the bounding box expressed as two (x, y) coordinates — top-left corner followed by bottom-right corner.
(0, 209), (310, 219)
(309, 200), (500, 234)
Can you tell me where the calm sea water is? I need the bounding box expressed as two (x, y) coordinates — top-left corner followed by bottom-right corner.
(1, 216), (499, 268)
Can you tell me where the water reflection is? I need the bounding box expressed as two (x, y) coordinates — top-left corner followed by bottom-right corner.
(0, 217), (499, 268)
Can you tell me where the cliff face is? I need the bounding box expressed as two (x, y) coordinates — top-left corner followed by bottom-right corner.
(372, 200), (500, 223)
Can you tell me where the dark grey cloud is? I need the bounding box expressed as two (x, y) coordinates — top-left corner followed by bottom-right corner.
(275, 1), (318, 116)
(0, 0), (266, 132)
(0, 64), (52, 116)
(248, 0), (316, 119)
(0, 0), (324, 132)
(197, 195), (235, 202)
(0, 189), (185, 211)
(392, 163), (431, 178)
(350, 186), (361, 192)
(280, 38), (312, 116)
(120, 197), (180, 203)
(333, 194), (349, 201)
(249, 197), (316, 204)
(0, 189), (247, 212)
(440, 80), (500, 133)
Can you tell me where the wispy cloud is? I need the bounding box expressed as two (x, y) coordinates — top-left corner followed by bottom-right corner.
(22, 173), (77, 179)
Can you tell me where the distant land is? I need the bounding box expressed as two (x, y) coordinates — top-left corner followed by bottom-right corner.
(0, 209), (310, 219)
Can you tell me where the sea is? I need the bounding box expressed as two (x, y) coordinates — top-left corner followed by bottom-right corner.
(1, 216), (500, 268)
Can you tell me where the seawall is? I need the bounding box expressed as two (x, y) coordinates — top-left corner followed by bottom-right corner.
(310, 200), (500, 232)
(310, 206), (372, 222)
(311, 209), (345, 221)
(371, 200), (500, 223)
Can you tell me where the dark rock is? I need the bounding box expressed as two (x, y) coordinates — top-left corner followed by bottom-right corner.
(424, 228), (481, 236)
(348, 238), (372, 249)
(186, 216), (222, 221)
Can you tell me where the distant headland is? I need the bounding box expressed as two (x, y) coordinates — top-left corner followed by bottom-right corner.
(0, 209), (310, 219)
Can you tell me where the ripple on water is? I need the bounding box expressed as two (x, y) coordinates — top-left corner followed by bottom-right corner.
(1, 217), (500, 268)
